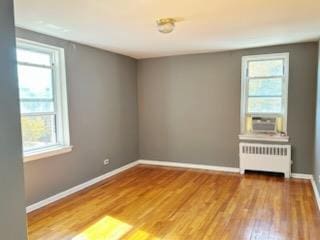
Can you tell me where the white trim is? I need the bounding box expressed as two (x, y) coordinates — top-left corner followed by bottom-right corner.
(16, 38), (64, 54)
(311, 176), (320, 210)
(138, 160), (320, 211)
(25, 159), (320, 213)
(137, 159), (240, 173)
(54, 45), (70, 147)
(238, 134), (289, 142)
(26, 161), (139, 213)
(291, 173), (320, 210)
(291, 173), (313, 180)
(138, 160), (317, 179)
(16, 38), (70, 155)
(24, 145), (73, 162)
(240, 52), (289, 135)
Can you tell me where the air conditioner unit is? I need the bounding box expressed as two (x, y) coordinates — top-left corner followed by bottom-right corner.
(252, 117), (277, 134)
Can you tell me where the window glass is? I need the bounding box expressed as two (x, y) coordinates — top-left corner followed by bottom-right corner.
(248, 59), (283, 77)
(17, 40), (69, 156)
(248, 78), (282, 97)
(247, 97), (282, 114)
(21, 115), (57, 151)
(20, 101), (54, 114)
(241, 53), (288, 134)
(18, 65), (53, 99)
(16, 48), (51, 66)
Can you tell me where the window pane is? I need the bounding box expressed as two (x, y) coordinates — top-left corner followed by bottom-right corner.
(20, 101), (54, 114)
(21, 115), (57, 151)
(18, 64), (53, 99)
(247, 97), (282, 113)
(248, 78), (282, 96)
(17, 48), (51, 66)
(249, 59), (284, 77)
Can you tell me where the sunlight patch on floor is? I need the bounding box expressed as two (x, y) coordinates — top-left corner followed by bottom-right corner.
(72, 216), (132, 240)
(126, 229), (160, 240)
(72, 215), (160, 240)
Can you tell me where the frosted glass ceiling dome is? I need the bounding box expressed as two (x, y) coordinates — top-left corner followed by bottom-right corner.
(157, 18), (176, 34)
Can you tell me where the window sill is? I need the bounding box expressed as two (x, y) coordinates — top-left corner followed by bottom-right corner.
(238, 134), (289, 143)
(23, 145), (73, 163)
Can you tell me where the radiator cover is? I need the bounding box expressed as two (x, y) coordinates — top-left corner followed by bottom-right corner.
(239, 143), (291, 178)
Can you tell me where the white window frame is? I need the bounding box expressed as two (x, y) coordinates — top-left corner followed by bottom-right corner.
(240, 52), (289, 136)
(16, 38), (72, 162)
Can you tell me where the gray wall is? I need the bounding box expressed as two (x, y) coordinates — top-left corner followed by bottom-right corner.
(16, 28), (139, 205)
(17, 27), (318, 207)
(138, 43), (318, 173)
(0, 1), (27, 239)
(313, 41), (320, 192)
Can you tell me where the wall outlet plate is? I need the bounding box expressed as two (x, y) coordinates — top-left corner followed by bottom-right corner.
(104, 159), (110, 165)
(318, 175), (320, 183)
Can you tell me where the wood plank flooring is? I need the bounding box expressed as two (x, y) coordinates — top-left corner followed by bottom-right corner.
(27, 165), (320, 240)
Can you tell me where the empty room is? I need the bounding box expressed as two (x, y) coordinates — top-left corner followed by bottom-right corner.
(2, 0), (320, 239)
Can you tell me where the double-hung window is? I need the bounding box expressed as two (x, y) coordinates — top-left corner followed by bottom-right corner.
(240, 53), (289, 136)
(16, 39), (71, 161)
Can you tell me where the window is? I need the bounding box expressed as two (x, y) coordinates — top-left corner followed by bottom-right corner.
(16, 39), (71, 160)
(240, 53), (289, 135)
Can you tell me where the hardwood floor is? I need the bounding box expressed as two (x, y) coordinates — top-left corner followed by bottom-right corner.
(27, 165), (320, 240)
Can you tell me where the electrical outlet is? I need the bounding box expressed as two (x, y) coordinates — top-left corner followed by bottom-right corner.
(318, 175), (320, 183)
(104, 159), (110, 165)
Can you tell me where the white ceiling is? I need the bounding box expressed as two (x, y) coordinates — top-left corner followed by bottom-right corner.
(14, 0), (320, 59)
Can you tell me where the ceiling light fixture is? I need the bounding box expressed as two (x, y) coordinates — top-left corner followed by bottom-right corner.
(157, 18), (176, 34)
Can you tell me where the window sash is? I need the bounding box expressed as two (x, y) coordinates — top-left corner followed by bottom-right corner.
(17, 38), (70, 157)
(21, 112), (57, 117)
(247, 94), (284, 98)
(17, 44), (54, 67)
(18, 59), (56, 112)
(24, 143), (59, 153)
(21, 113), (58, 153)
(245, 71), (285, 114)
(246, 90), (285, 114)
(17, 61), (53, 69)
(17, 44), (59, 152)
(247, 97), (283, 114)
(240, 53), (289, 134)
(20, 98), (55, 102)
(247, 75), (285, 80)
(247, 58), (285, 78)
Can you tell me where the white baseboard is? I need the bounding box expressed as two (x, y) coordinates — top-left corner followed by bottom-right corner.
(26, 158), (320, 213)
(291, 173), (313, 179)
(311, 176), (320, 210)
(137, 159), (240, 173)
(26, 161), (139, 213)
(283, 173), (320, 210)
(138, 159), (320, 210)
(138, 160), (318, 178)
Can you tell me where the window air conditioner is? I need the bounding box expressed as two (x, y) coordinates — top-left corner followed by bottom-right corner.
(251, 117), (277, 134)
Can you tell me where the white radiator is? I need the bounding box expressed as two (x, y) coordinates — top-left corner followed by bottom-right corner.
(239, 143), (291, 178)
